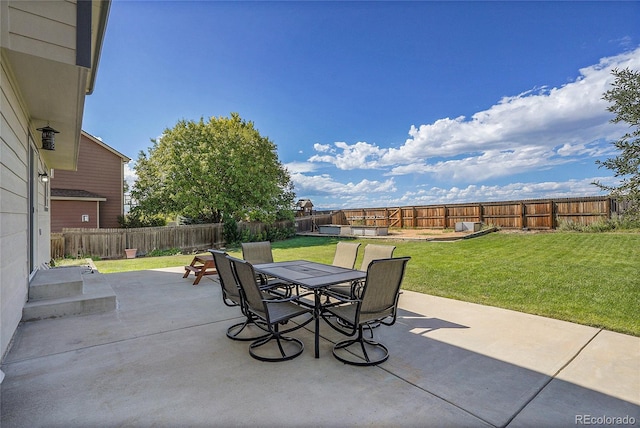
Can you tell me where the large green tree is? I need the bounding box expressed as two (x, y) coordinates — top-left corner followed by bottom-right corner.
(595, 68), (640, 220)
(131, 113), (295, 224)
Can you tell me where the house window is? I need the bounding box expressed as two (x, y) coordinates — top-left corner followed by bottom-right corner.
(82, 214), (89, 222)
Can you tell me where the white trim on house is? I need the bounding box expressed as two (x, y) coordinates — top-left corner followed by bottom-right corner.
(51, 196), (107, 202)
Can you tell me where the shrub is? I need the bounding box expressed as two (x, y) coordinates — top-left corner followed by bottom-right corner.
(227, 221), (296, 245)
(558, 216), (640, 232)
(266, 223), (296, 241)
(239, 228), (264, 243)
(223, 217), (241, 245)
(609, 214), (640, 230)
(147, 248), (182, 257)
(118, 211), (166, 228)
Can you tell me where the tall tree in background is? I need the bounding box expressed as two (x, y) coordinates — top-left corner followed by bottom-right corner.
(131, 113), (295, 224)
(594, 68), (640, 220)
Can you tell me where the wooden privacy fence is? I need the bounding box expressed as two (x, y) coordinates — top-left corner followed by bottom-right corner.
(51, 196), (616, 259)
(58, 224), (224, 260)
(54, 220), (305, 260)
(51, 233), (65, 259)
(59, 224), (223, 259)
(294, 214), (333, 233)
(334, 196), (616, 230)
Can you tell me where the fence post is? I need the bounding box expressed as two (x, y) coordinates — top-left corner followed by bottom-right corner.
(442, 205), (448, 229)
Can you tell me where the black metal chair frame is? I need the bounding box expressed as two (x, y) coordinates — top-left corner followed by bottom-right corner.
(228, 256), (313, 362)
(209, 249), (273, 342)
(321, 257), (410, 366)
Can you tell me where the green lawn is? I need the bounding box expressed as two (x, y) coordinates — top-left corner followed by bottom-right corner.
(88, 232), (640, 336)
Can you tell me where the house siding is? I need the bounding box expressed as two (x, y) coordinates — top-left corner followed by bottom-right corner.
(0, 54), (49, 359)
(0, 0), (110, 368)
(6, 0), (77, 66)
(51, 132), (125, 231)
(51, 199), (99, 231)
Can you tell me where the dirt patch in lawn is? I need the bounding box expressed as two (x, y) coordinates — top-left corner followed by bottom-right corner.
(299, 227), (497, 241)
(385, 228), (477, 241)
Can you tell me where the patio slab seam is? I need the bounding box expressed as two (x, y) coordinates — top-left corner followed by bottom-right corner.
(378, 362), (498, 427)
(501, 327), (605, 427)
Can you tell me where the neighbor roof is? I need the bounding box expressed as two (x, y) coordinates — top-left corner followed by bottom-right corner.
(51, 189), (107, 201)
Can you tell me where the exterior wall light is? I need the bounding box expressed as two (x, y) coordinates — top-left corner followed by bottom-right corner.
(36, 125), (59, 151)
(38, 171), (49, 182)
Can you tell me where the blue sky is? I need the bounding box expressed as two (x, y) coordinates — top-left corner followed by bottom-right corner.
(83, 1), (640, 210)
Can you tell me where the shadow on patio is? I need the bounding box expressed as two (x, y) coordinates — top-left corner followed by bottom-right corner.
(2, 267), (638, 427)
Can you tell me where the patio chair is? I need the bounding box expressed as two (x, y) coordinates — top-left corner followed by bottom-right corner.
(209, 249), (270, 341)
(321, 256), (410, 366)
(228, 256), (313, 362)
(241, 241), (276, 265)
(327, 243), (395, 298)
(359, 244), (396, 271)
(320, 242), (361, 303)
(332, 241), (361, 269)
(241, 241), (293, 295)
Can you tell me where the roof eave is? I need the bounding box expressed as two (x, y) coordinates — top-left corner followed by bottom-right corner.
(85, 0), (111, 95)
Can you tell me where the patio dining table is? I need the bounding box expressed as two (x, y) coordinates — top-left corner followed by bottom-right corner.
(253, 260), (366, 358)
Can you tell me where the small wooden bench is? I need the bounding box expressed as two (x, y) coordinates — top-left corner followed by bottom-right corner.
(183, 254), (217, 285)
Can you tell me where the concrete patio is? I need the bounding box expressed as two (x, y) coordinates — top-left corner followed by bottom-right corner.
(2, 266), (638, 427)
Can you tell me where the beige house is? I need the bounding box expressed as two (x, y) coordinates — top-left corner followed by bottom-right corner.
(0, 0), (110, 372)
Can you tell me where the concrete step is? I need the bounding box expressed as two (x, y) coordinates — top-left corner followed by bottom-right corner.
(29, 267), (84, 301)
(23, 268), (116, 321)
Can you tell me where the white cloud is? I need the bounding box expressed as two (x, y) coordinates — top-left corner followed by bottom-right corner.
(284, 161), (319, 174)
(313, 143), (333, 152)
(390, 147), (565, 182)
(291, 172), (396, 196)
(124, 161), (137, 188)
(556, 141), (613, 157)
(306, 47), (640, 182)
(309, 141), (386, 170)
(383, 176), (616, 207)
